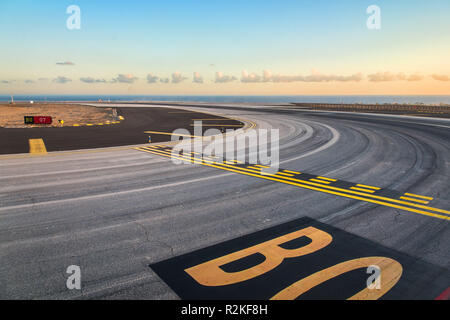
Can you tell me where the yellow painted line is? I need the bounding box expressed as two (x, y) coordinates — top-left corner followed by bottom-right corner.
(118, 116), (125, 120)
(284, 170), (301, 175)
(98, 123), (104, 126)
(254, 165), (270, 169)
(191, 119), (229, 121)
(317, 176), (337, 182)
(189, 124), (243, 127)
(136, 147), (450, 221)
(86, 124), (94, 126)
(29, 139), (47, 154)
(168, 112), (196, 114)
(310, 179), (331, 184)
(357, 184), (381, 190)
(247, 166), (261, 170)
(400, 197), (429, 204)
(404, 193), (433, 201)
(276, 172), (296, 177)
(350, 187), (376, 193)
(144, 131), (203, 138)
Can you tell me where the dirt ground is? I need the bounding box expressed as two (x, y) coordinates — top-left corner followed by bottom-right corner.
(0, 103), (116, 128)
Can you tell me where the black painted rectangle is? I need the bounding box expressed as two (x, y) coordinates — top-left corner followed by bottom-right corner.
(24, 116), (34, 124)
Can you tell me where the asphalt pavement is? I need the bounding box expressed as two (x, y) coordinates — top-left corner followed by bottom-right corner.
(0, 103), (449, 299)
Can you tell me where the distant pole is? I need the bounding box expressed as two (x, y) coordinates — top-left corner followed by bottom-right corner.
(10, 95), (14, 104)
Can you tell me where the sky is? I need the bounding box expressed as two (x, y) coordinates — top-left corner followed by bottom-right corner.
(0, 0), (449, 95)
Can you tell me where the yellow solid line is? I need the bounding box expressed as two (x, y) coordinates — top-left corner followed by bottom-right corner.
(189, 124), (243, 127)
(404, 193), (433, 201)
(357, 184), (381, 190)
(29, 139), (47, 154)
(140, 147), (450, 217)
(317, 176), (337, 182)
(136, 148), (450, 221)
(400, 196), (429, 204)
(351, 187), (376, 193)
(310, 179), (330, 184)
(86, 124), (94, 126)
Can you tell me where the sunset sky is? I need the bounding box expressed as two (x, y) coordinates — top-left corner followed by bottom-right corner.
(0, 0), (449, 95)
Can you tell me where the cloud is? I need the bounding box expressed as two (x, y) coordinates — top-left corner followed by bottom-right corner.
(431, 74), (450, 81)
(368, 72), (424, 82)
(242, 70), (363, 83)
(80, 77), (107, 83)
(53, 76), (72, 84)
(193, 72), (203, 84)
(215, 72), (237, 83)
(405, 74), (425, 81)
(112, 74), (138, 83)
(56, 61), (75, 66)
(147, 74), (159, 83)
(1, 80), (13, 84)
(241, 70), (262, 83)
(38, 78), (49, 81)
(171, 72), (188, 84)
(160, 78), (170, 83)
(24, 79), (35, 84)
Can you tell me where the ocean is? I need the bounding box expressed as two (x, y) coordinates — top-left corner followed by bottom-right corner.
(1, 95), (450, 105)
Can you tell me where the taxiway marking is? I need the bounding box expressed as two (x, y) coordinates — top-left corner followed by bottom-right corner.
(136, 146), (449, 221)
(28, 139), (47, 154)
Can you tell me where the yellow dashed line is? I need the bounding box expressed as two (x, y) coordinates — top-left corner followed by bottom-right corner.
(310, 179), (331, 184)
(317, 176), (337, 182)
(404, 193), (433, 201)
(350, 187), (376, 193)
(284, 170), (301, 175)
(276, 172), (296, 177)
(400, 196), (430, 204)
(356, 184), (381, 190)
(137, 147), (450, 219)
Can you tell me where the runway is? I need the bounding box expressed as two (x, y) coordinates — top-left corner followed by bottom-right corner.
(0, 103), (449, 299)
